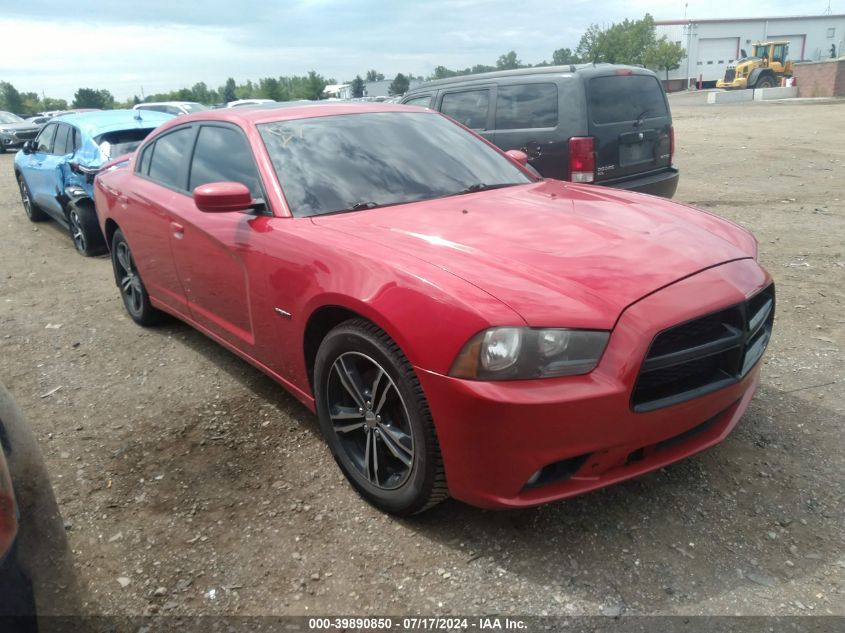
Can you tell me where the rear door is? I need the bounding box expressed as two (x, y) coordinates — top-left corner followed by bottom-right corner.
(492, 81), (565, 179)
(436, 85), (496, 142)
(587, 71), (672, 184)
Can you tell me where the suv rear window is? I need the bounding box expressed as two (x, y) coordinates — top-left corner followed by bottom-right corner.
(588, 75), (668, 124)
(495, 83), (558, 129)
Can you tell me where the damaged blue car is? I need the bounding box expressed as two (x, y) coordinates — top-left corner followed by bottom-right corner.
(13, 109), (173, 256)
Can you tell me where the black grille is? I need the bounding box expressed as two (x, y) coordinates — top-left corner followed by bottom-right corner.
(724, 68), (737, 83)
(15, 131), (37, 141)
(632, 284), (774, 412)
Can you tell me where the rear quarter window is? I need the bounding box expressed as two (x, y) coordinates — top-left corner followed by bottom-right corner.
(440, 89), (490, 130)
(588, 75), (668, 124)
(495, 83), (558, 129)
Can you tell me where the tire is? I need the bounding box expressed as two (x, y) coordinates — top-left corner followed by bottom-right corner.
(16, 175), (47, 223)
(755, 75), (776, 89)
(110, 228), (165, 326)
(67, 199), (107, 256)
(314, 319), (447, 515)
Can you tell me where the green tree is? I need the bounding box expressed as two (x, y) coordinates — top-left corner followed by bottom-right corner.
(259, 77), (282, 101)
(42, 97), (68, 111)
(388, 73), (410, 96)
(0, 82), (24, 114)
(645, 37), (685, 80)
(577, 14), (658, 66)
(222, 77), (237, 102)
(73, 88), (114, 109)
(496, 51), (522, 70)
(552, 47), (579, 65)
(350, 75), (365, 98)
(301, 71), (327, 100)
(365, 70), (384, 82)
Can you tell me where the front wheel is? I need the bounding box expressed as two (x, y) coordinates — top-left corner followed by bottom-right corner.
(755, 76), (776, 89)
(111, 228), (165, 326)
(68, 200), (106, 256)
(314, 319), (447, 515)
(17, 175), (47, 222)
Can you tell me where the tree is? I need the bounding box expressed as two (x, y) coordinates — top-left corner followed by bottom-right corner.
(42, 97), (68, 111)
(302, 71), (327, 100)
(645, 38), (685, 80)
(350, 75), (365, 98)
(365, 70), (384, 82)
(0, 82), (24, 114)
(552, 47), (579, 65)
(259, 77), (282, 101)
(222, 77), (237, 102)
(388, 73), (410, 96)
(73, 88), (114, 109)
(496, 51), (522, 70)
(577, 14), (658, 66)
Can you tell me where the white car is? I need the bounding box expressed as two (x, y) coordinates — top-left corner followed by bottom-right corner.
(133, 101), (209, 116)
(225, 98), (276, 108)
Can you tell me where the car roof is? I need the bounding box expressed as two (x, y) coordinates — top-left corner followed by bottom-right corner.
(54, 109), (175, 136)
(405, 63), (657, 92)
(134, 101), (201, 108)
(160, 101), (434, 127)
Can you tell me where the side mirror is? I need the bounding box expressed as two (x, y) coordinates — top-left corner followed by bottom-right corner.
(22, 140), (35, 155)
(193, 182), (253, 213)
(505, 149), (529, 166)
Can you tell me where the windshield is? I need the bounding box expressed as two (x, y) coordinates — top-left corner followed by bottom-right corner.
(0, 112), (25, 124)
(95, 128), (156, 159)
(182, 103), (209, 113)
(258, 112), (532, 217)
(754, 45), (770, 58)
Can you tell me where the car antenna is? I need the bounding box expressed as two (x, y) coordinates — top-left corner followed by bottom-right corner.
(134, 110), (143, 121)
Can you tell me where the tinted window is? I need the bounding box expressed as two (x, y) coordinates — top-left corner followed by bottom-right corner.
(404, 95), (433, 108)
(96, 128), (156, 160)
(72, 128), (81, 153)
(35, 124), (57, 153)
(440, 89), (490, 130)
(189, 125), (262, 198)
(259, 112), (531, 218)
(589, 75), (668, 124)
(138, 142), (154, 175)
(148, 127), (193, 190)
(495, 84), (558, 129)
(52, 125), (71, 155)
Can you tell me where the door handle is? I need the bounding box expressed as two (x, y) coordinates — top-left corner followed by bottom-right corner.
(171, 222), (185, 239)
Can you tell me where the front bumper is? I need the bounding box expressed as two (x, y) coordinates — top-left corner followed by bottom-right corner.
(418, 259), (771, 509)
(716, 78), (749, 89)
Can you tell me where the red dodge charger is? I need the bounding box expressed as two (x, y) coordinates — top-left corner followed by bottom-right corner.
(93, 102), (774, 515)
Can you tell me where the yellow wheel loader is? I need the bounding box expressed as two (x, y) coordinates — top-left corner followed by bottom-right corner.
(716, 41), (794, 89)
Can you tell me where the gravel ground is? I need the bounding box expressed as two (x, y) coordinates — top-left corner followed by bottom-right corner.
(0, 97), (843, 617)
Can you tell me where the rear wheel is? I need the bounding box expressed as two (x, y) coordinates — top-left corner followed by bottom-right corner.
(111, 228), (165, 326)
(67, 199), (107, 256)
(17, 175), (47, 222)
(314, 319), (447, 515)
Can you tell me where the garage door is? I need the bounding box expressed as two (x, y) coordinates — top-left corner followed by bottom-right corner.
(769, 34), (806, 62)
(697, 37), (740, 81)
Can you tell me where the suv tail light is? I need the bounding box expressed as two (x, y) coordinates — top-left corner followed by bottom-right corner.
(0, 448), (17, 560)
(669, 125), (675, 163)
(568, 137), (595, 183)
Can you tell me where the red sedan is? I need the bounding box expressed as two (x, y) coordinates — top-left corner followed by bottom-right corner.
(93, 103), (774, 515)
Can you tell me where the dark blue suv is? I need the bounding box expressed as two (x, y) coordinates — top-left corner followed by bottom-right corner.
(14, 110), (172, 256)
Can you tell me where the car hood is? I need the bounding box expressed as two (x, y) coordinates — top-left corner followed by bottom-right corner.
(313, 180), (755, 329)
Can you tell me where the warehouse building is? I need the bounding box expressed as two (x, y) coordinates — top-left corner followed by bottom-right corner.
(656, 14), (845, 89)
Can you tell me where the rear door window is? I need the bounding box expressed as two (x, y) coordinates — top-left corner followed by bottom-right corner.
(188, 125), (263, 198)
(147, 127), (194, 191)
(588, 75), (668, 124)
(495, 84), (558, 129)
(52, 124), (71, 155)
(440, 89), (491, 130)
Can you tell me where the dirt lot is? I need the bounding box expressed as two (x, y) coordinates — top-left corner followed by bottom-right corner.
(1, 97), (843, 618)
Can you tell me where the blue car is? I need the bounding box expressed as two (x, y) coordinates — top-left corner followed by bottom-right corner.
(13, 109), (173, 256)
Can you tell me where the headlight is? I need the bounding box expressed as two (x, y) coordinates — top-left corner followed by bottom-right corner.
(450, 327), (610, 380)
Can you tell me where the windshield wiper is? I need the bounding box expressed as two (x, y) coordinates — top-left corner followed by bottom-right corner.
(348, 201), (383, 211)
(633, 109), (650, 127)
(457, 183), (519, 195)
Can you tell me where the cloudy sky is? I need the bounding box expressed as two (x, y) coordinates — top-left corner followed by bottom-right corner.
(2, 0), (838, 101)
